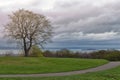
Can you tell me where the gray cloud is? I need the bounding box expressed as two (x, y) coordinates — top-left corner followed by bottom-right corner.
(45, 0), (120, 36)
(1, 0), (120, 42)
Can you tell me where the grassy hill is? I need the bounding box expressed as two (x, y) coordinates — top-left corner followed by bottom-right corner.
(0, 57), (108, 74)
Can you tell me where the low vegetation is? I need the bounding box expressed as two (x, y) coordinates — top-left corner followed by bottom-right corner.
(0, 57), (107, 74)
(29, 45), (43, 57)
(43, 49), (120, 61)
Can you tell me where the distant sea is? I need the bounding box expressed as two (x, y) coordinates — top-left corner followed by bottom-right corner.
(45, 44), (120, 52)
(0, 44), (120, 54)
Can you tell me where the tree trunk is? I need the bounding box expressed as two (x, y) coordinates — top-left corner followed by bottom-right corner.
(23, 38), (29, 57)
(24, 49), (29, 57)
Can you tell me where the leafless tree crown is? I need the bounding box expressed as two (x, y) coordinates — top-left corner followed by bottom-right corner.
(5, 9), (53, 56)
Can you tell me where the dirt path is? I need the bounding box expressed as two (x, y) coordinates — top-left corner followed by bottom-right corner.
(0, 62), (120, 77)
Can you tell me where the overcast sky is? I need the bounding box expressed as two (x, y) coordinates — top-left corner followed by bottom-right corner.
(0, 0), (120, 49)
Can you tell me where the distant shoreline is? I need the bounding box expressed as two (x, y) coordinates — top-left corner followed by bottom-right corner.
(0, 46), (120, 54)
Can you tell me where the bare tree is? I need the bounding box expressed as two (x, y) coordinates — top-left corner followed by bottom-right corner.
(5, 9), (53, 57)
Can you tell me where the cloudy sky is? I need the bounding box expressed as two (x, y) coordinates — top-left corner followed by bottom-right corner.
(0, 0), (120, 49)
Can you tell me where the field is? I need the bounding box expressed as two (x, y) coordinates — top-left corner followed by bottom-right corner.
(0, 57), (108, 74)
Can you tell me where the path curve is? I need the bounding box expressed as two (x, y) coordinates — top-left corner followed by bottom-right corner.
(0, 62), (120, 77)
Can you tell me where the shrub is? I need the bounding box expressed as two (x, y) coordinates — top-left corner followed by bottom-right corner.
(43, 49), (120, 61)
(29, 45), (43, 57)
(56, 49), (74, 58)
(43, 50), (55, 57)
(103, 50), (120, 61)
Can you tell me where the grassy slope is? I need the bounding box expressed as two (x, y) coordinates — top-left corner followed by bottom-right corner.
(0, 57), (108, 74)
(1, 65), (120, 80)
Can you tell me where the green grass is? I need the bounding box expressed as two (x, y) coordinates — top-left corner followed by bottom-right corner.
(0, 57), (108, 74)
(1, 65), (120, 80)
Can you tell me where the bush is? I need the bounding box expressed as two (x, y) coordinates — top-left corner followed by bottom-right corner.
(103, 51), (120, 61)
(29, 45), (43, 57)
(89, 50), (120, 61)
(43, 49), (120, 61)
(43, 50), (55, 57)
(56, 49), (72, 57)
(43, 49), (82, 58)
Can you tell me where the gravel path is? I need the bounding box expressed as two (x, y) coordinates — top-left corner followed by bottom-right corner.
(0, 62), (120, 77)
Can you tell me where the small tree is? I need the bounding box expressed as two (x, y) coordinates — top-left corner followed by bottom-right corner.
(5, 9), (53, 57)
